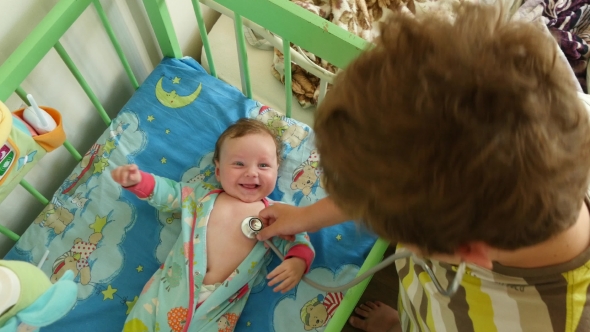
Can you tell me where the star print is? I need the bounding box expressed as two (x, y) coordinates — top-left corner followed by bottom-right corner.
(136, 265), (143, 272)
(147, 115), (155, 122)
(204, 170), (212, 177)
(165, 129), (171, 134)
(126, 296), (139, 315)
(102, 285), (117, 300)
(90, 215), (107, 233)
(247, 322), (251, 327)
(103, 139), (116, 154)
(251, 262), (257, 269)
(336, 234), (342, 241)
(172, 77), (181, 84)
(93, 157), (109, 174)
(161, 157), (167, 164)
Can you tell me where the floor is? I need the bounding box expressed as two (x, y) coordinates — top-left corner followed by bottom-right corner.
(341, 245), (400, 332)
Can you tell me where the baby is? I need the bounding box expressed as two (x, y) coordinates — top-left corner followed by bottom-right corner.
(114, 118), (314, 332)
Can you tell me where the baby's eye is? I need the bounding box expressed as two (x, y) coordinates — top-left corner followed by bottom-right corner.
(234, 161), (244, 166)
(259, 163), (269, 168)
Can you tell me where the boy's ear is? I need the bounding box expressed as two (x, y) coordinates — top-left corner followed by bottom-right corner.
(456, 242), (493, 269)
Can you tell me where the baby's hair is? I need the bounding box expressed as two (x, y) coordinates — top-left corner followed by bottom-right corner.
(315, 4), (590, 254)
(214, 118), (282, 163)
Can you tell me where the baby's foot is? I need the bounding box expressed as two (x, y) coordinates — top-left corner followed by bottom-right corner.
(349, 301), (400, 332)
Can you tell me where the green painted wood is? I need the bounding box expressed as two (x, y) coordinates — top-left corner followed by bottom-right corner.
(15, 86), (28, 106)
(0, 224), (19, 242)
(64, 140), (83, 161)
(211, 0), (369, 69)
(191, 0), (217, 78)
(93, 0), (139, 90)
(0, 0), (93, 102)
(142, 0), (183, 59)
(325, 238), (390, 331)
(54, 41), (111, 126)
(234, 15), (252, 98)
(20, 179), (50, 206)
(283, 38), (292, 118)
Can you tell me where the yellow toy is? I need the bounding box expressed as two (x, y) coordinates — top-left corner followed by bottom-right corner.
(0, 99), (65, 203)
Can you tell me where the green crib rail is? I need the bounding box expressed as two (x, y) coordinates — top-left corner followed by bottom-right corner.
(1, 1), (388, 331)
(0, 0), (146, 241)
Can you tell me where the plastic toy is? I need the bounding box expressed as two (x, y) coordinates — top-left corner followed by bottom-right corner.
(0, 98), (66, 203)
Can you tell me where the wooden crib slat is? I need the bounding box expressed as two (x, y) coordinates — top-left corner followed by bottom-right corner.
(92, 0), (140, 90)
(319, 79), (328, 105)
(0, 0), (94, 102)
(19, 180), (50, 206)
(326, 238), (390, 331)
(213, 0), (368, 69)
(192, 0), (217, 78)
(54, 42), (112, 126)
(233, 15), (253, 99)
(0, 224), (20, 242)
(283, 38), (293, 119)
(142, 0), (183, 59)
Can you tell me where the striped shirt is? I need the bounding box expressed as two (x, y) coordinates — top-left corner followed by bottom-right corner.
(396, 217), (590, 331)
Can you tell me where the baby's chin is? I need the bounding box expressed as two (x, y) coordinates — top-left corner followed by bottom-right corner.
(224, 187), (276, 203)
(240, 190), (275, 203)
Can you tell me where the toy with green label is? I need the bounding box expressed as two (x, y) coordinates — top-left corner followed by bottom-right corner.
(0, 97), (65, 203)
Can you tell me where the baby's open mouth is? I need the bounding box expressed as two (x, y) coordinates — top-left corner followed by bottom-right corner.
(240, 184), (260, 189)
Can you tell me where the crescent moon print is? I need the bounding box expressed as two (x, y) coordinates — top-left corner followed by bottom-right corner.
(155, 77), (202, 108)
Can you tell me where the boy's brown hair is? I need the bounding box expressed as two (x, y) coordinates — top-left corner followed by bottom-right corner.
(314, 5), (590, 254)
(214, 118), (282, 163)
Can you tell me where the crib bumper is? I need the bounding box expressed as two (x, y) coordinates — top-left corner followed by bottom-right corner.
(0, 102), (66, 203)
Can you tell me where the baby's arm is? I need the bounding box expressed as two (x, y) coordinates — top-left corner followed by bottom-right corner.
(111, 164), (183, 212)
(266, 232), (315, 293)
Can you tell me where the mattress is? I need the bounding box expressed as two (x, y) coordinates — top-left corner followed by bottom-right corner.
(5, 56), (377, 332)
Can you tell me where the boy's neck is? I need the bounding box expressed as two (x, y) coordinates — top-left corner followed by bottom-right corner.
(494, 201), (590, 269)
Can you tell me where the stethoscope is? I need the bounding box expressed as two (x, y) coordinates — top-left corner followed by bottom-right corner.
(241, 217), (466, 296)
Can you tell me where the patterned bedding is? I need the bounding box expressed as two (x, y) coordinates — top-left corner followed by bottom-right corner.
(5, 57), (377, 332)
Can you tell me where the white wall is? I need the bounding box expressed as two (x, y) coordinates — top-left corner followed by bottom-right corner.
(0, 0), (220, 256)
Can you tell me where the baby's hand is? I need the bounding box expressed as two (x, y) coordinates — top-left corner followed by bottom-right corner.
(267, 257), (306, 293)
(111, 164), (142, 187)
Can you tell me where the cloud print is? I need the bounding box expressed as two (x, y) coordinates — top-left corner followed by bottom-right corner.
(15, 110), (146, 300)
(273, 265), (360, 332)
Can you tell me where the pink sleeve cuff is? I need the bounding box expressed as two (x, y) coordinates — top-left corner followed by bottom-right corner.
(123, 171), (155, 198)
(285, 244), (314, 274)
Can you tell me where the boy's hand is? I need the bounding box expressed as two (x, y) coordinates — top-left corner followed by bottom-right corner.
(267, 257), (306, 293)
(111, 164), (142, 187)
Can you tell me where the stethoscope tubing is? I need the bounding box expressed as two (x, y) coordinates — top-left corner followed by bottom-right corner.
(244, 217), (466, 297)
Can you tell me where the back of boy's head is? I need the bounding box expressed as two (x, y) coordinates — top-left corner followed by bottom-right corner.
(214, 118), (282, 163)
(315, 5), (590, 254)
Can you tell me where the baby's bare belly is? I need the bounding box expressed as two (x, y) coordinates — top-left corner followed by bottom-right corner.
(202, 233), (257, 285)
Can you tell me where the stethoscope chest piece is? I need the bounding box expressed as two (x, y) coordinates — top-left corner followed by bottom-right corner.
(241, 217), (263, 239)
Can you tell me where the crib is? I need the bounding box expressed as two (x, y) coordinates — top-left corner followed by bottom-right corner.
(0, 0), (389, 331)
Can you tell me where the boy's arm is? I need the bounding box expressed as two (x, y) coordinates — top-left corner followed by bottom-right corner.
(124, 171), (184, 212)
(257, 197), (350, 241)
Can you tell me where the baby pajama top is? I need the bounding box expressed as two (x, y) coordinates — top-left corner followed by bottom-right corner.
(122, 172), (314, 332)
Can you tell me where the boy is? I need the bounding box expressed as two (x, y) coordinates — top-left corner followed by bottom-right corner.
(113, 118), (314, 332)
(257, 5), (590, 331)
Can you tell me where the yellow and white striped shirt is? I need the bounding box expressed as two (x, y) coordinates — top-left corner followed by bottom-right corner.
(397, 229), (590, 331)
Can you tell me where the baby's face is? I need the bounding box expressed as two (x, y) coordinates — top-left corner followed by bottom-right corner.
(215, 133), (278, 203)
